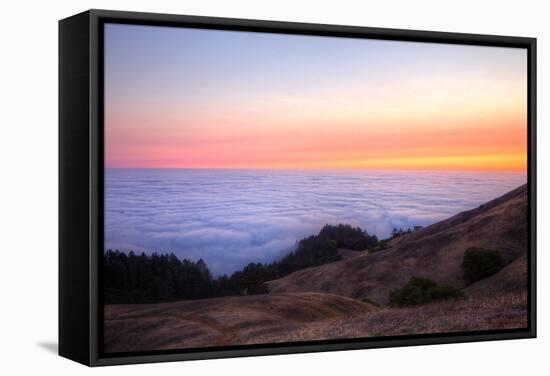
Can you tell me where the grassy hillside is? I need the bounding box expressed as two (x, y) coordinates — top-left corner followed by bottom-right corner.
(259, 292), (527, 344)
(104, 292), (376, 352)
(105, 291), (527, 352)
(267, 185), (527, 304)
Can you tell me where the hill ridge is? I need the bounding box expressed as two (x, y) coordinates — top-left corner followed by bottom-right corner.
(267, 184), (528, 304)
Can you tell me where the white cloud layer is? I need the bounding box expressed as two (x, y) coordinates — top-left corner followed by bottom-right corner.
(105, 169), (525, 275)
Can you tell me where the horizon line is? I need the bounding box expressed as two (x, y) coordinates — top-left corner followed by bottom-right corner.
(104, 166), (527, 173)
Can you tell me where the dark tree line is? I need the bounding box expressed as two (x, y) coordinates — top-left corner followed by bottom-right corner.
(104, 224), (380, 304)
(104, 252), (215, 303)
(390, 225), (424, 239)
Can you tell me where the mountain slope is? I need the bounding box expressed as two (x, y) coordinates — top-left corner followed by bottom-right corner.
(267, 184), (528, 304)
(104, 292), (376, 352)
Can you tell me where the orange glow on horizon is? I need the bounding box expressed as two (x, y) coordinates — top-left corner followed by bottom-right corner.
(105, 115), (527, 172)
(105, 152), (527, 172)
(104, 28), (527, 173)
(296, 154), (527, 172)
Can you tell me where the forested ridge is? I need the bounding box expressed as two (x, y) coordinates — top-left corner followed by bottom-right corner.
(104, 224), (380, 303)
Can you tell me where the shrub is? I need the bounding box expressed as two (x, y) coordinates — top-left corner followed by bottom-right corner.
(462, 247), (506, 284)
(408, 276), (437, 290)
(361, 297), (381, 306)
(389, 285), (430, 306)
(246, 282), (269, 295)
(389, 277), (464, 307)
(428, 285), (464, 301)
(369, 239), (389, 253)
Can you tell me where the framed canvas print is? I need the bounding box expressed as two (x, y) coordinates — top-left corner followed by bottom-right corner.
(59, 9), (537, 366)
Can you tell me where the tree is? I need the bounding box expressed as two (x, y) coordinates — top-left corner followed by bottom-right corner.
(389, 277), (464, 307)
(462, 247), (506, 284)
(103, 223), (388, 304)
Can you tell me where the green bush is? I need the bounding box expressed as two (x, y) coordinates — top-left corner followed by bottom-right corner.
(428, 285), (465, 301)
(408, 276), (437, 289)
(369, 239), (390, 253)
(462, 247), (506, 284)
(389, 277), (464, 307)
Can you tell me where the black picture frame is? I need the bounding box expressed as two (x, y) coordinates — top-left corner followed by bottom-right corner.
(59, 9), (537, 367)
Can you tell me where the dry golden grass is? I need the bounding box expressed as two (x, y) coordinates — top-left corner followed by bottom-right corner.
(104, 290), (527, 352)
(104, 292), (376, 353)
(260, 292), (527, 344)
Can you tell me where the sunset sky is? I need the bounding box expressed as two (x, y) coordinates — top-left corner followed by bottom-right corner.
(104, 23), (527, 172)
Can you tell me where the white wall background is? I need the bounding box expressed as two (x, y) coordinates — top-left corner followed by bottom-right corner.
(0, 0), (547, 374)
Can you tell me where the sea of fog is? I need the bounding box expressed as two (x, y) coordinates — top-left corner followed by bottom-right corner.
(104, 169), (526, 275)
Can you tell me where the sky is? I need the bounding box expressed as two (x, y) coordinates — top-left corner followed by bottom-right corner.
(104, 23), (527, 172)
